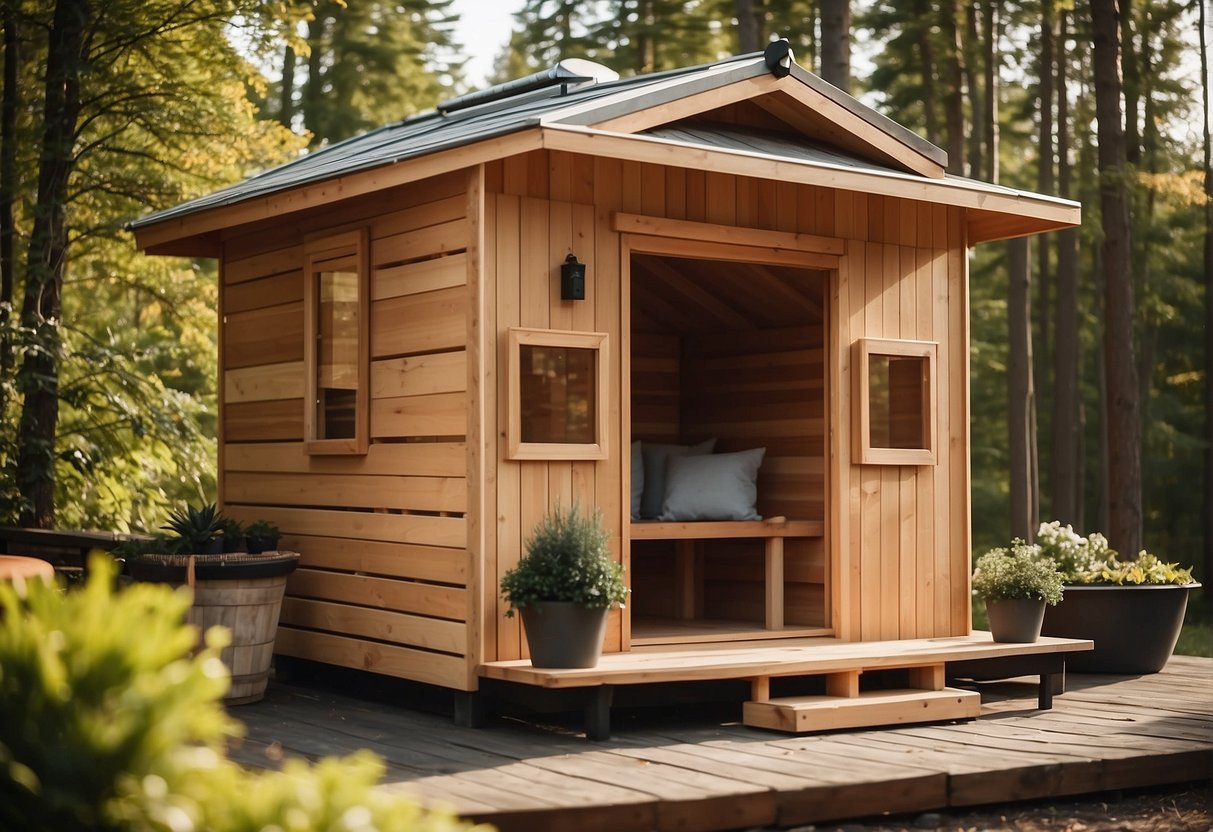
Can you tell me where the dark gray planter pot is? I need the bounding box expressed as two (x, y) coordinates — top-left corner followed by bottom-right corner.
(1041, 583), (1199, 674)
(985, 598), (1046, 643)
(520, 601), (610, 668)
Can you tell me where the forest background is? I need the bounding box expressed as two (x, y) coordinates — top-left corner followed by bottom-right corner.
(0, 0), (1210, 585)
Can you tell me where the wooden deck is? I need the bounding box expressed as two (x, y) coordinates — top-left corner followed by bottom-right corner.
(231, 655), (1213, 831)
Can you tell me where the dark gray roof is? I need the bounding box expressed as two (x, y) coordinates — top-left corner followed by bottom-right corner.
(130, 52), (944, 231)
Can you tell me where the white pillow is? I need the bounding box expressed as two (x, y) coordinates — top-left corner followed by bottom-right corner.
(639, 438), (716, 519)
(659, 447), (766, 521)
(631, 441), (644, 520)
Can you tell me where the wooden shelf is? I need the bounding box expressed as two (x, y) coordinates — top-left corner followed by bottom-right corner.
(630, 518), (824, 540)
(632, 616), (831, 646)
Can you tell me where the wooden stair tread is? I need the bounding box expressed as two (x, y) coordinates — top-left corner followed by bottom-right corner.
(743, 687), (981, 734)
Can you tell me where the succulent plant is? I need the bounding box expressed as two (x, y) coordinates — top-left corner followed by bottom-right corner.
(162, 503), (225, 553)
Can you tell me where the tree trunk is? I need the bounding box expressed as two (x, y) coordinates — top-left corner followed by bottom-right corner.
(1121, 0), (1140, 165)
(1036, 0), (1055, 371)
(982, 0), (999, 184)
(964, 2), (983, 178)
(302, 9), (329, 145)
(0, 3), (18, 400)
(1009, 236), (1038, 539)
(940, 0), (966, 175)
(1201, 0), (1213, 586)
(278, 43), (296, 128)
(819, 0), (851, 93)
(734, 0), (759, 54)
(1089, 0), (1143, 557)
(16, 0), (88, 528)
(1051, 9), (1082, 526)
(916, 0), (939, 147)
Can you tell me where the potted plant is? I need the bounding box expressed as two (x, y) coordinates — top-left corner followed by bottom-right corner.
(972, 540), (1064, 643)
(125, 502), (299, 703)
(501, 503), (628, 668)
(1037, 521), (1200, 673)
(162, 502), (225, 554)
(220, 517), (245, 553)
(244, 520), (280, 555)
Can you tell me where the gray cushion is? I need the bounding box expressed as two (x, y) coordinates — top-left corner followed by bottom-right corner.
(631, 441), (644, 520)
(639, 438), (716, 519)
(658, 447), (766, 521)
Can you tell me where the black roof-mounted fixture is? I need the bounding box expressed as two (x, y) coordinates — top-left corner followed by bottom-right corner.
(438, 59), (620, 116)
(764, 39), (794, 78)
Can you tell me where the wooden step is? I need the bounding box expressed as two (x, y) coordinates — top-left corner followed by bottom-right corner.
(743, 687), (981, 734)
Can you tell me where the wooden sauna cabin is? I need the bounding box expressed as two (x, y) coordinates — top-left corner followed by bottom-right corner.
(132, 43), (1084, 729)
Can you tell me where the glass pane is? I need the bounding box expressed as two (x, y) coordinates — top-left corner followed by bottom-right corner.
(316, 268), (359, 440)
(519, 344), (596, 444)
(868, 354), (926, 450)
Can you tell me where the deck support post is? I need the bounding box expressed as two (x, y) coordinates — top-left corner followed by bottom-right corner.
(453, 691), (486, 728)
(585, 685), (614, 741)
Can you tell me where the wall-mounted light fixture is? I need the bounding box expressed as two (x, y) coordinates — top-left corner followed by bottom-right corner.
(561, 253), (586, 300)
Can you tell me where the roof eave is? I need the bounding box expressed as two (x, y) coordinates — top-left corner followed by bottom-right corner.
(132, 125), (547, 255)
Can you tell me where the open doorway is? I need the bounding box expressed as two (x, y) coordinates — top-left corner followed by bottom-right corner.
(627, 249), (831, 645)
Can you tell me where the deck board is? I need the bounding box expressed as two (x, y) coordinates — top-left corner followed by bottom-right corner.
(232, 655), (1213, 831)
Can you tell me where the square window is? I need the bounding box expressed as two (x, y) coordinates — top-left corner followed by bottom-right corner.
(509, 328), (608, 460)
(853, 338), (936, 465)
(304, 229), (368, 455)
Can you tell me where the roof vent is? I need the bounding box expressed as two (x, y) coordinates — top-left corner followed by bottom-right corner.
(764, 39), (794, 78)
(438, 59), (620, 115)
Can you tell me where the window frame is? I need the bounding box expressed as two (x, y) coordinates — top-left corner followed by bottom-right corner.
(852, 337), (937, 466)
(507, 327), (609, 461)
(303, 228), (369, 456)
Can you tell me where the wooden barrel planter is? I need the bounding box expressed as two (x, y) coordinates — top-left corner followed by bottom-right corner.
(128, 552), (300, 704)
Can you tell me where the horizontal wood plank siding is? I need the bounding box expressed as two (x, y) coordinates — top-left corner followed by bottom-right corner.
(220, 175), (475, 690)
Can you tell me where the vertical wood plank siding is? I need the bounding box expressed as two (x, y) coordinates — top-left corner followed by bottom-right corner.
(219, 172), (476, 690)
(479, 149), (970, 660)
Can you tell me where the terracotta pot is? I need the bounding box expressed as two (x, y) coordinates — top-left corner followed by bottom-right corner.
(985, 597), (1046, 643)
(1041, 583), (1199, 674)
(520, 601), (609, 668)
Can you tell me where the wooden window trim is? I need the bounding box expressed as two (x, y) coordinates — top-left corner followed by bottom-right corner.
(303, 228), (369, 455)
(508, 327), (609, 461)
(852, 337), (937, 466)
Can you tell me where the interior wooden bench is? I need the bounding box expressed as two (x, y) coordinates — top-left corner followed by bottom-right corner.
(629, 517), (824, 630)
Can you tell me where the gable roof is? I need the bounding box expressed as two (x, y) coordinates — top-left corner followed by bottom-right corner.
(132, 49), (1078, 255)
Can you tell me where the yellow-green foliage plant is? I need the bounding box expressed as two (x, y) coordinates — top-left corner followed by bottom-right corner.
(0, 556), (491, 832)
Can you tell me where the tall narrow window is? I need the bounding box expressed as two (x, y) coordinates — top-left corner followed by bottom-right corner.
(304, 229), (368, 454)
(508, 328), (609, 460)
(853, 338), (937, 465)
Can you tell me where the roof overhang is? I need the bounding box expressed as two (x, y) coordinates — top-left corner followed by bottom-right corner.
(134, 108), (1077, 257)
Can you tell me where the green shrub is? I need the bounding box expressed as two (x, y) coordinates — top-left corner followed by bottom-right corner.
(972, 540), (1064, 605)
(0, 555), (489, 832)
(500, 503), (627, 615)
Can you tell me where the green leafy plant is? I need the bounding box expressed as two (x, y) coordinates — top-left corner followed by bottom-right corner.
(244, 520), (280, 554)
(1037, 521), (1196, 585)
(0, 555), (487, 832)
(162, 502), (224, 552)
(220, 517), (245, 553)
(500, 503), (628, 616)
(244, 520), (278, 538)
(972, 540), (1065, 605)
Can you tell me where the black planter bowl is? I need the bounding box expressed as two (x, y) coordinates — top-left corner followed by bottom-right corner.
(1041, 583), (1199, 674)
